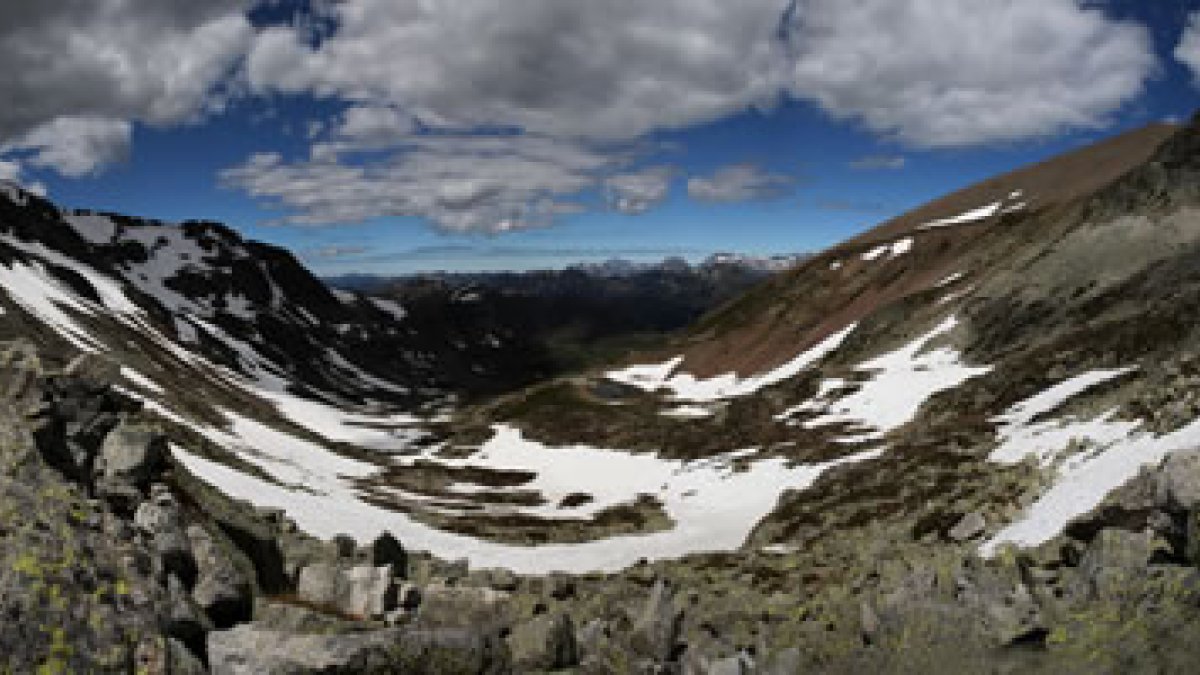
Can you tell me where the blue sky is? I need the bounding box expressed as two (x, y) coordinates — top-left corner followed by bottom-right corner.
(2, 0), (1200, 274)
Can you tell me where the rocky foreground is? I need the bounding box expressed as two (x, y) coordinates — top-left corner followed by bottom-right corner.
(3, 340), (1200, 673)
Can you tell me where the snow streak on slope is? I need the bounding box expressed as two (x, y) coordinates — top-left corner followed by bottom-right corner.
(175, 423), (882, 574)
(606, 324), (856, 403)
(861, 237), (914, 261)
(783, 317), (991, 440)
(974, 366), (1200, 556)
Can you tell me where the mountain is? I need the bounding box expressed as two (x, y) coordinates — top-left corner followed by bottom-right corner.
(4, 117), (1200, 671)
(335, 260), (771, 376)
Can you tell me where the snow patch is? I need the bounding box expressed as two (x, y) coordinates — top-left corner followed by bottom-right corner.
(918, 201), (1003, 230)
(369, 296), (407, 322)
(175, 423), (883, 574)
(606, 324), (856, 403)
(791, 317), (991, 437)
(120, 366), (164, 394)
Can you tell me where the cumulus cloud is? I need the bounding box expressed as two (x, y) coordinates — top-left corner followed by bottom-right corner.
(687, 164), (794, 203)
(785, 0), (1155, 147)
(605, 167), (675, 214)
(246, 0), (790, 139)
(0, 159), (47, 197)
(1176, 11), (1200, 83)
(0, 1), (252, 141)
(335, 106), (417, 147)
(220, 135), (637, 233)
(850, 155), (906, 171)
(0, 1), (253, 177)
(3, 117), (132, 177)
(246, 0), (1155, 149)
(224, 0), (1159, 231)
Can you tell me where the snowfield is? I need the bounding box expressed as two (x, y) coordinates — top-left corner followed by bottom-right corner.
(606, 323), (856, 403)
(176, 419), (882, 574)
(785, 316), (991, 439)
(976, 366), (1200, 556)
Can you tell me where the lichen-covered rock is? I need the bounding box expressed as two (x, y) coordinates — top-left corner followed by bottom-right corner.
(507, 612), (578, 671)
(97, 418), (168, 490)
(1156, 448), (1200, 511)
(631, 579), (684, 661)
(208, 623), (512, 674)
(418, 583), (514, 634)
(188, 523), (253, 628)
(0, 400), (172, 672)
(134, 484), (196, 584)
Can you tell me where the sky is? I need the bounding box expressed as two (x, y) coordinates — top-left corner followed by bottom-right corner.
(1, 0), (1200, 275)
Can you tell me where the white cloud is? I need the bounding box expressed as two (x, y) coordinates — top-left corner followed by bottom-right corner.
(335, 106), (417, 147)
(225, 0), (1159, 231)
(1176, 11), (1200, 83)
(0, 2), (252, 140)
(784, 0), (1155, 147)
(246, 0), (790, 139)
(221, 135), (640, 233)
(245, 0), (1155, 150)
(605, 167), (675, 214)
(4, 117), (132, 178)
(850, 155), (906, 171)
(687, 164), (793, 203)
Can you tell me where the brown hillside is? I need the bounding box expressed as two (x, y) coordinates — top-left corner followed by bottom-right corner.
(659, 122), (1179, 379)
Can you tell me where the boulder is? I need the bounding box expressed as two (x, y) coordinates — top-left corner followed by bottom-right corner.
(134, 485), (196, 585)
(208, 624), (511, 674)
(296, 562), (342, 608)
(418, 583), (513, 633)
(948, 511), (987, 542)
(1075, 528), (1170, 600)
(297, 563), (400, 619)
(341, 565), (399, 619)
(631, 579), (684, 661)
(97, 420), (167, 488)
(1156, 449), (1200, 511)
(188, 524), (253, 628)
(508, 612), (579, 671)
(164, 574), (213, 657)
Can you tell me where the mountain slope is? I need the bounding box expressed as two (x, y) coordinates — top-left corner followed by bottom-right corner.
(4, 118), (1200, 670)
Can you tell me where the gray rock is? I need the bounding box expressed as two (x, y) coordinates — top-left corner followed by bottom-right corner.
(418, 583), (513, 633)
(208, 623), (511, 674)
(948, 511), (987, 542)
(134, 486), (195, 583)
(96, 419), (167, 490)
(254, 598), (360, 634)
(168, 637), (209, 675)
(297, 562), (342, 608)
(1076, 527), (1169, 599)
(341, 565), (399, 619)
(188, 524), (253, 628)
(761, 647), (802, 675)
(1156, 449), (1200, 511)
(508, 612), (579, 671)
(631, 579), (684, 661)
(165, 574), (212, 654)
(297, 563), (400, 619)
